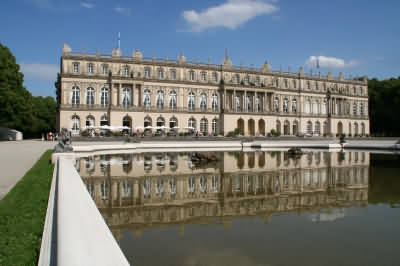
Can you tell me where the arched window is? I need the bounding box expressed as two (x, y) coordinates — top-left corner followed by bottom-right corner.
(87, 63), (93, 74)
(353, 103), (357, 115)
(144, 116), (152, 128)
(144, 67), (151, 78)
(169, 117), (178, 129)
(156, 89), (164, 109)
(189, 70), (195, 81)
(169, 90), (177, 109)
(100, 88), (108, 106)
(188, 117), (196, 130)
(122, 87), (131, 107)
(169, 69), (176, 80)
(122, 116), (132, 129)
(100, 114), (108, 126)
(361, 123), (365, 135)
(292, 98), (297, 113)
(292, 121), (299, 135)
(85, 115), (95, 127)
(143, 89), (151, 108)
(86, 87), (94, 105)
(201, 71), (207, 81)
(315, 121), (321, 136)
(323, 121), (328, 135)
(71, 115), (80, 135)
(200, 118), (208, 135)
(276, 120), (281, 134)
(354, 123), (359, 135)
(337, 122), (343, 135)
(283, 98), (289, 113)
(188, 91), (195, 110)
(305, 100), (311, 114)
(158, 68), (164, 79)
(283, 120), (290, 135)
(123, 65), (129, 77)
(72, 86), (80, 105)
(212, 93), (218, 111)
(349, 122), (352, 135)
(235, 95), (241, 111)
(307, 121), (313, 134)
(274, 97), (280, 112)
(212, 118), (218, 134)
(200, 93), (207, 110)
(156, 116), (165, 129)
(313, 100), (320, 114)
(200, 176), (207, 193)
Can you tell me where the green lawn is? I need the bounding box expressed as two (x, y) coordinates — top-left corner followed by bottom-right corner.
(0, 150), (54, 266)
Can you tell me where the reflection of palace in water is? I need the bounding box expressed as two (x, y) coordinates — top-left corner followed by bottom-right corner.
(76, 151), (369, 238)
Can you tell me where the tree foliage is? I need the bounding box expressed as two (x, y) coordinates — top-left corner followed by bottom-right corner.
(0, 43), (56, 138)
(368, 77), (400, 136)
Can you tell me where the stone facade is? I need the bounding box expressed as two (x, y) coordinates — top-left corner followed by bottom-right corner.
(56, 44), (370, 136)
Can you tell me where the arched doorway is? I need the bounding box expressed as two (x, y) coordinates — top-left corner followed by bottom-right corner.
(122, 115), (132, 130)
(307, 121), (313, 135)
(248, 119), (255, 136)
(276, 120), (281, 134)
(237, 118), (244, 135)
(144, 116), (152, 134)
(258, 119), (265, 136)
(337, 122), (343, 135)
(283, 120), (290, 135)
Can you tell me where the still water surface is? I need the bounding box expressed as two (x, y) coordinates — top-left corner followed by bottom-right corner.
(76, 151), (400, 266)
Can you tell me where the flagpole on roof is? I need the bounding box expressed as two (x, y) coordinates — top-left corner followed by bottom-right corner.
(118, 32), (121, 49)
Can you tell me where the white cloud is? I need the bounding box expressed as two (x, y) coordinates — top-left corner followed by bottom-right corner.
(182, 0), (279, 32)
(305, 56), (359, 69)
(80, 2), (95, 9)
(113, 6), (131, 15)
(20, 63), (58, 81)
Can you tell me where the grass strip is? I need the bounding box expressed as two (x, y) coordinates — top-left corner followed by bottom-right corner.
(0, 150), (54, 266)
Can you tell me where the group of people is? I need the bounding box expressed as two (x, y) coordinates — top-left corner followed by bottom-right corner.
(42, 132), (58, 141)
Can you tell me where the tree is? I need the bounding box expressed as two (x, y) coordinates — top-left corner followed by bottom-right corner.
(0, 43), (56, 138)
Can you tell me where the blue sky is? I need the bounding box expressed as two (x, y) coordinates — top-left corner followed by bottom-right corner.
(1, 0), (399, 97)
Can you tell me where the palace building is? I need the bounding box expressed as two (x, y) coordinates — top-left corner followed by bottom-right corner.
(56, 44), (370, 136)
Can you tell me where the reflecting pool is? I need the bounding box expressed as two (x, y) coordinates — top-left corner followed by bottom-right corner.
(76, 151), (400, 266)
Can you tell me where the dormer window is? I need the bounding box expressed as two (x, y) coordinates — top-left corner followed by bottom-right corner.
(170, 69), (176, 80)
(87, 63), (93, 74)
(102, 64), (108, 75)
(292, 80), (297, 89)
(212, 72), (218, 82)
(201, 71), (207, 81)
(244, 75), (250, 85)
(233, 74), (240, 84)
(284, 79), (288, 88)
(123, 66), (129, 77)
(158, 68), (164, 79)
(73, 63), (79, 73)
(189, 70), (195, 81)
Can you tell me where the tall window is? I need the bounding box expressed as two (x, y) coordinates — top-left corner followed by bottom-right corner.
(188, 117), (196, 130)
(307, 121), (313, 134)
(360, 103), (365, 116)
(189, 70), (195, 81)
(235, 95), (241, 111)
(72, 115), (80, 134)
(274, 97), (280, 112)
(169, 91), (177, 109)
(212, 93), (218, 111)
(144, 67), (151, 78)
(233, 74), (240, 84)
(169, 117), (178, 128)
(188, 91), (195, 110)
(86, 116), (95, 127)
(100, 88), (108, 106)
(156, 90), (164, 109)
(188, 177), (195, 193)
(293, 80), (297, 89)
(244, 75), (250, 85)
(284, 79), (288, 88)
(73, 63), (79, 73)
(200, 118), (208, 135)
(353, 103), (357, 115)
(212, 118), (218, 134)
(292, 99), (297, 113)
(212, 72), (218, 82)
(72, 86), (80, 105)
(315, 82), (319, 91)
(275, 79), (279, 87)
(158, 68), (164, 79)
(315, 121), (321, 135)
(307, 81), (311, 90)
(305, 100), (311, 114)
(247, 95), (252, 112)
(200, 93), (207, 110)
(255, 76), (260, 86)
(102, 64), (108, 75)
(283, 98), (289, 113)
(122, 88), (131, 107)
(170, 69), (176, 80)
(144, 89), (151, 108)
(322, 100), (327, 114)
(256, 96), (261, 112)
(201, 71), (207, 81)
(313, 101), (318, 114)
(88, 63), (93, 74)
(123, 66), (129, 77)
(86, 87), (94, 105)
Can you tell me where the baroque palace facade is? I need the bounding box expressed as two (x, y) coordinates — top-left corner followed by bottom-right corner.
(56, 44), (370, 136)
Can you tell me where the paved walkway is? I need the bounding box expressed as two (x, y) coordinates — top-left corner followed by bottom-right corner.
(0, 140), (55, 200)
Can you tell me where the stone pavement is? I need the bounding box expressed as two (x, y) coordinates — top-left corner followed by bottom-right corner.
(0, 140), (55, 200)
